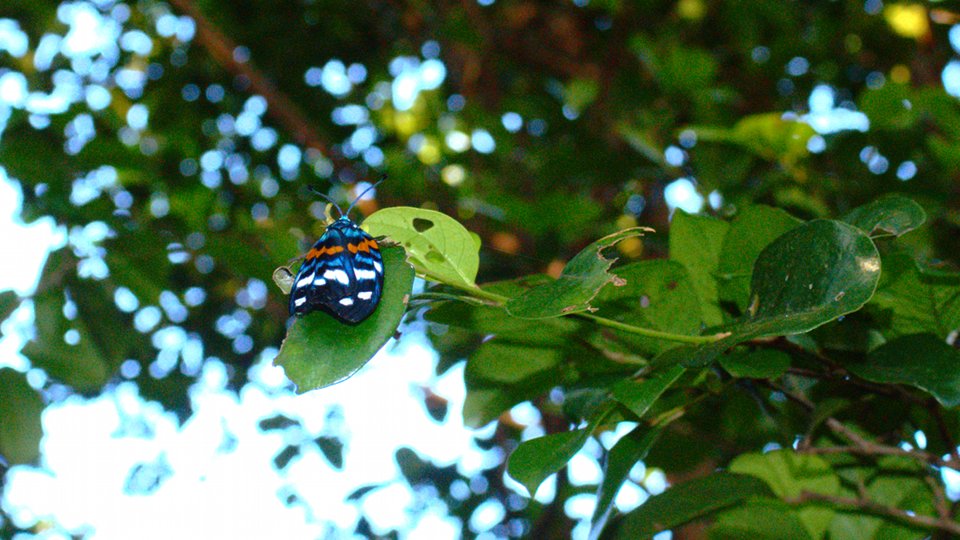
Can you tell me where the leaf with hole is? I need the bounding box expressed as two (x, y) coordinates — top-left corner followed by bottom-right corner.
(363, 206), (479, 289)
(273, 246), (414, 392)
(506, 227), (654, 319)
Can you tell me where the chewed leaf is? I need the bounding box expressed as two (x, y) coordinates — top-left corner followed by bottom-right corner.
(273, 246), (414, 392)
(506, 227), (654, 319)
(363, 207), (479, 289)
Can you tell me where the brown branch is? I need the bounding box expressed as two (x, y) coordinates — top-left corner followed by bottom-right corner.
(167, 0), (351, 172)
(930, 400), (960, 464)
(789, 491), (960, 536)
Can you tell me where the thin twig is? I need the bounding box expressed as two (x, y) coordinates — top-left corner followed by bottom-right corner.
(789, 491), (960, 536)
(930, 400), (960, 464)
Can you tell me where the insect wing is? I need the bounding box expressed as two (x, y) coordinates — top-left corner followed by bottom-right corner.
(289, 220), (384, 324)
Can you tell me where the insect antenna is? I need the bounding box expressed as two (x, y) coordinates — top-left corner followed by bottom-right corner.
(344, 174), (387, 218)
(309, 185), (344, 219)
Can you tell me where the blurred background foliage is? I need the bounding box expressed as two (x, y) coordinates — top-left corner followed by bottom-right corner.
(1, 0), (960, 538)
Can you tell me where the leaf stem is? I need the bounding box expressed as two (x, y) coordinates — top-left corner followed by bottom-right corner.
(577, 313), (721, 344)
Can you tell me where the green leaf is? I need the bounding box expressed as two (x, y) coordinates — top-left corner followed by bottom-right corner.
(729, 450), (839, 539)
(426, 275), (581, 335)
(363, 207), (479, 288)
(462, 338), (569, 428)
(693, 113), (815, 168)
(273, 246), (414, 392)
(0, 368), (45, 465)
(841, 333), (960, 407)
(717, 206), (803, 311)
(829, 475), (933, 540)
(0, 290), (20, 338)
(508, 428), (592, 496)
(842, 195), (926, 237)
(719, 349), (791, 379)
(686, 219), (881, 367)
(608, 473), (772, 539)
(611, 365), (685, 419)
(590, 427), (662, 540)
(670, 210), (730, 326)
(592, 260), (703, 353)
(709, 498), (812, 540)
(870, 253), (960, 339)
(506, 228), (653, 319)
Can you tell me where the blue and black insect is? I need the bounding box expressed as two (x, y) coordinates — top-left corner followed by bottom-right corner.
(289, 180), (384, 324)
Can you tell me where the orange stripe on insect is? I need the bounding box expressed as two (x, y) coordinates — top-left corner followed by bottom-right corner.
(306, 245), (344, 259)
(347, 239), (378, 253)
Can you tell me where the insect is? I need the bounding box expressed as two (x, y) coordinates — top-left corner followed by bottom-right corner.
(289, 179), (385, 324)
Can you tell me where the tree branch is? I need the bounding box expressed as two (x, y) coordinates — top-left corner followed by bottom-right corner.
(789, 491), (960, 536)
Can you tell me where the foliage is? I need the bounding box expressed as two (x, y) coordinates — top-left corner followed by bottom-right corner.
(3, 0), (960, 538)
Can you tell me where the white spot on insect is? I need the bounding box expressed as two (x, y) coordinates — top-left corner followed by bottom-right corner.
(323, 269), (350, 285)
(358, 291), (373, 300)
(354, 268), (377, 280)
(294, 297), (307, 307)
(339, 297), (354, 306)
(297, 272), (315, 287)
(373, 261), (383, 273)
(316, 278), (327, 286)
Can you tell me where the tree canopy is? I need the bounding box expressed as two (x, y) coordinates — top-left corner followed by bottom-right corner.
(3, 0), (960, 538)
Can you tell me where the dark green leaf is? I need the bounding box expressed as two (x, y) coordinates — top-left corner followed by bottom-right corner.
(274, 246), (414, 392)
(0, 290), (20, 338)
(719, 349), (790, 379)
(0, 368), (44, 465)
(315, 436), (345, 469)
(717, 205), (803, 311)
(590, 427), (662, 540)
(611, 365), (685, 419)
(870, 253), (960, 339)
(506, 228), (653, 319)
(363, 207), (479, 288)
(729, 450), (839, 539)
(842, 195), (926, 237)
(670, 211), (730, 326)
(592, 260), (703, 353)
(686, 219), (881, 367)
(507, 428), (591, 496)
(842, 333), (960, 407)
(709, 498), (812, 540)
(608, 473), (772, 539)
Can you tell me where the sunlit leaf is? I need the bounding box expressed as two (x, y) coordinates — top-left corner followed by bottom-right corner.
(273, 246), (414, 392)
(506, 228), (654, 319)
(363, 207), (479, 288)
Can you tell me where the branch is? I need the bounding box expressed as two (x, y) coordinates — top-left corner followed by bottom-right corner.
(167, 0), (352, 172)
(789, 491), (960, 536)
